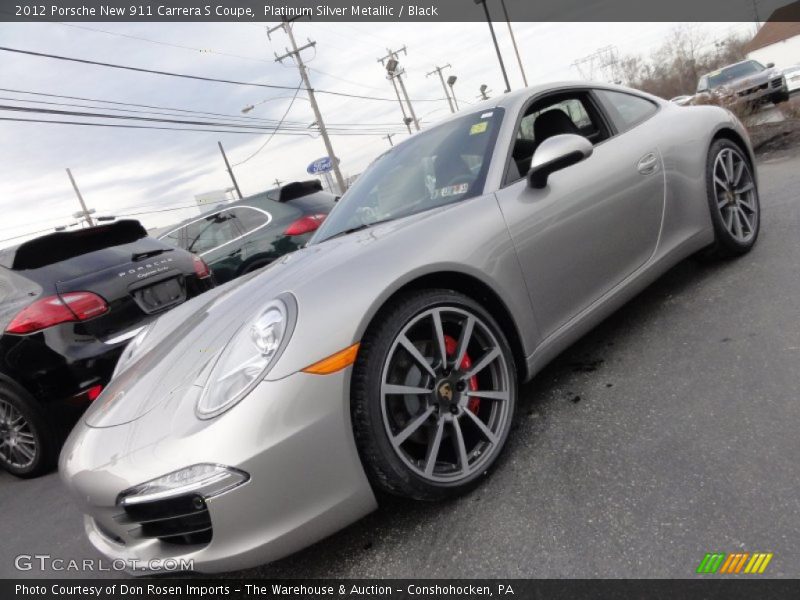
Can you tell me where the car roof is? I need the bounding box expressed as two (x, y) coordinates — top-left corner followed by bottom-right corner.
(421, 81), (664, 128)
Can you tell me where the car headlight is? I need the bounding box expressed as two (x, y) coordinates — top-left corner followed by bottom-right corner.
(196, 296), (295, 419)
(112, 323), (153, 379)
(117, 464), (249, 506)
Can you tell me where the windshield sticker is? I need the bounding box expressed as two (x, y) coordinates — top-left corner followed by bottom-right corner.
(470, 122), (488, 135)
(480, 111), (494, 118)
(434, 183), (469, 198)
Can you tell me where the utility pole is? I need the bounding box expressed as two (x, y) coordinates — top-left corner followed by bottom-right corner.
(427, 64), (455, 113)
(498, 0), (528, 87)
(474, 0), (511, 93)
(383, 133), (396, 147)
(378, 47), (420, 132)
(270, 18), (347, 194)
(217, 141), (243, 200)
(65, 168), (95, 227)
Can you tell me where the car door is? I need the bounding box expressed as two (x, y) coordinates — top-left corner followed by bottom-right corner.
(494, 88), (665, 341)
(186, 209), (246, 284)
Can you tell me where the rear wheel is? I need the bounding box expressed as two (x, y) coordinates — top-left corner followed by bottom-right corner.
(704, 139), (760, 258)
(0, 384), (56, 478)
(351, 290), (517, 501)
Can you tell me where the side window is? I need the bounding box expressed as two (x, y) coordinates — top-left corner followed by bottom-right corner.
(185, 210), (242, 255)
(230, 207), (270, 234)
(161, 228), (187, 251)
(595, 90), (658, 131)
(506, 92), (608, 185)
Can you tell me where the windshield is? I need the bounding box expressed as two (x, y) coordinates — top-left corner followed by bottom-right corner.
(705, 61), (765, 89)
(312, 109), (504, 243)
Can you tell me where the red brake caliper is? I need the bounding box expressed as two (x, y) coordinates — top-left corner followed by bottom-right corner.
(444, 334), (480, 414)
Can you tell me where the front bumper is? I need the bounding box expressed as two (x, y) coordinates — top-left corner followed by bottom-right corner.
(60, 368), (377, 574)
(728, 77), (787, 104)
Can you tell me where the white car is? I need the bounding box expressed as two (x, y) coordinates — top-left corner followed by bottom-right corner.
(783, 65), (800, 93)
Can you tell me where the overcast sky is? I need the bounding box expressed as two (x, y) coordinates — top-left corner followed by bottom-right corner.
(0, 19), (756, 247)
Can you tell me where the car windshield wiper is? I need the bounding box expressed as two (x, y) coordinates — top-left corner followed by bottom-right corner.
(323, 218), (395, 242)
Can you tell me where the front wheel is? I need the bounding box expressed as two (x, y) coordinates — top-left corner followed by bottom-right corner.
(351, 290), (517, 501)
(704, 139), (760, 258)
(0, 383), (56, 478)
(770, 91), (790, 104)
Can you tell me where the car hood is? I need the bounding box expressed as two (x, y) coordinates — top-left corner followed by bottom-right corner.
(81, 209), (439, 429)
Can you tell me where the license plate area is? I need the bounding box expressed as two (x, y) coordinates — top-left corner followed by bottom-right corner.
(131, 276), (186, 314)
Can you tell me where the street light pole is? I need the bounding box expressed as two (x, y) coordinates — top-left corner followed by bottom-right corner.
(474, 0), (511, 93)
(427, 64), (455, 113)
(447, 75), (460, 111)
(379, 47), (420, 132)
(498, 0), (528, 87)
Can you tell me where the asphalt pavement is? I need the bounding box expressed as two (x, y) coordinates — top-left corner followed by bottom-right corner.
(2, 153), (799, 579)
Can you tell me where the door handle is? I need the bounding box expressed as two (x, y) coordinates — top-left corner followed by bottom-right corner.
(637, 152), (659, 175)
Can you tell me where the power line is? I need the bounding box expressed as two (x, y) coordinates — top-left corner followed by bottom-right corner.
(0, 86), (307, 125)
(55, 22), (274, 64)
(0, 87), (410, 128)
(0, 104), (408, 135)
(0, 46), (447, 103)
(233, 84), (302, 166)
(0, 116), (404, 136)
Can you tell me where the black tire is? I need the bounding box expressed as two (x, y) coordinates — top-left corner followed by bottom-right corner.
(770, 91), (790, 104)
(241, 260), (272, 275)
(351, 289), (517, 501)
(0, 382), (57, 478)
(703, 138), (760, 259)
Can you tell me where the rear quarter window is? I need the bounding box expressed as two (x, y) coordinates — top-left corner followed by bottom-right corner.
(596, 89), (659, 132)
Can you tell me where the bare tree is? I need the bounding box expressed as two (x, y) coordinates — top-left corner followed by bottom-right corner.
(618, 26), (753, 100)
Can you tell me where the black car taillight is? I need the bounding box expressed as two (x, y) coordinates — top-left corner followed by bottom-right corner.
(284, 214), (326, 236)
(192, 255), (212, 279)
(5, 292), (109, 334)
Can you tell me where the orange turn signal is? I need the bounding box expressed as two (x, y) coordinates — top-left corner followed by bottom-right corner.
(302, 343), (360, 375)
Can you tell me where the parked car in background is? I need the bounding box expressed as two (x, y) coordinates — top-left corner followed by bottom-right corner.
(158, 181), (337, 285)
(0, 220), (214, 477)
(783, 64), (800, 93)
(696, 59), (789, 106)
(62, 82), (760, 573)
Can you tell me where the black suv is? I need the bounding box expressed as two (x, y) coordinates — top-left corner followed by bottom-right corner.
(0, 220), (214, 477)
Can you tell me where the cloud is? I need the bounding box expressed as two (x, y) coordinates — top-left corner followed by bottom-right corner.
(0, 20), (752, 246)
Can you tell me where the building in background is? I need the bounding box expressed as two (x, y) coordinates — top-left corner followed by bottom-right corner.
(745, 2), (800, 68)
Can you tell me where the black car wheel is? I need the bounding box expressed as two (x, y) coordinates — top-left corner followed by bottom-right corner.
(0, 383), (56, 478)
(704, 139), (760, 258)
(352, 290), (517, 501)
(770, 91), (790, 104)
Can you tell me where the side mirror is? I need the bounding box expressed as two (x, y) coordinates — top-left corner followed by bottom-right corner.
(528, 134), (593, 189)
(767, 62), (775, 69)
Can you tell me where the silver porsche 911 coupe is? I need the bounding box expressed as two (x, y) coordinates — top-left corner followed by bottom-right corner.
(60, 82), (760, 573)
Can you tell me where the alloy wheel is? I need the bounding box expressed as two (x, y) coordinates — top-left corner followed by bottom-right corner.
(712, 147), (758, 244)
(0, 398), (37, 470)
(380, 306), (512, 484)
